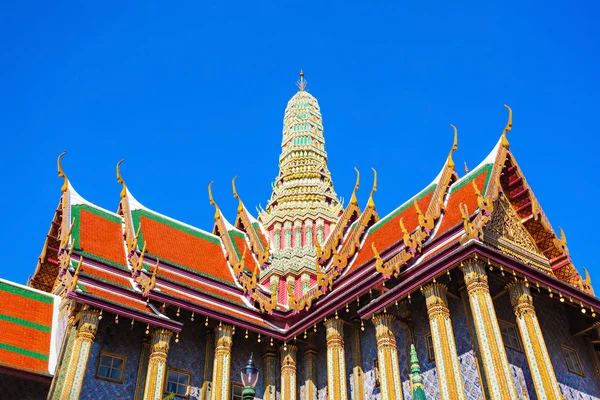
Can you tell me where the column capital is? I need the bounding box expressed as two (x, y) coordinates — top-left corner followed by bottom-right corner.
(506, 281), (535, 317)
(149, 328), (173, 359)
(423, 282), (450, 318)
(76, 308), (101, 341)
(324, 318), (344, 342)
(460, 260), (489, 293)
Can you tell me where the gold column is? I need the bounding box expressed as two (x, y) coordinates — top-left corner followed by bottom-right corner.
(324, 318), (348, 400)
(142, 328), (173, 400)
(461, 261), (518, 400)
(423, 283), (466, 400)
(211, 324), (234, 400)
(59, 308), (100, 400)
(350, 320), (365, 400)
(201, 329), (215, 400)
(263, 349), (277, 400)
(506, 281), (562, 399)
(371, 313), (403, 400)
(303, 346), (317, 400)
(281, 344), (298, 400)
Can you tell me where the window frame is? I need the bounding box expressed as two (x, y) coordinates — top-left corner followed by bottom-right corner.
(164, 367), (192, 399)
(425, 333), (435, 362)
(95, 351), (127, 383)
(231, 382), (244, 400)
(498, 320), (523, 352)
(561, 345), (585, 377)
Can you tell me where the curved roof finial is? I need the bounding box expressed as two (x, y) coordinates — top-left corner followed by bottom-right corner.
(208, 181), (221, 219)
(350, 167), (360, 203)
(447, 124), (458, 168)
(57, 150), (68, 193)
(116, 159), (127, 199)
(367, 168), (377, 207)
(232, 176), (243, 212)
(296, 69), (307, 91)
(501, 104), (512, 148)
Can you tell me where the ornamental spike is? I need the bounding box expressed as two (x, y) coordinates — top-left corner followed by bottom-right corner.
(501, 104), (513, 148)
(297, 70), (307, 91)
(57, 150), (68, 193)
(116, 159), (127, 199)
(410, 344), (427, 399)
(447, 124), (458, 168)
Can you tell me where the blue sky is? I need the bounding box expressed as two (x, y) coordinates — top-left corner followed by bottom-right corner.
(1, 1), (598, 288)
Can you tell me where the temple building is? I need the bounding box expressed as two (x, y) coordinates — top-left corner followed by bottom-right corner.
(2, 72), (600, 400)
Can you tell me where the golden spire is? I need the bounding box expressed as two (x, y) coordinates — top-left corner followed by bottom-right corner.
(350, 167), (360, 204)
(57, 150), (68, 193)
(367, 168), (377, 208)
(296, 69), (307, 91)
(232, 176), (243, 212)
(116, 159), (127, 199)
(208, 181), (221, 219)
(447, 124), (458, 168)
(501, 104), (512, 148)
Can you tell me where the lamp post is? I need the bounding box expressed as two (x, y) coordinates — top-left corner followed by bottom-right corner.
(240, 354), (259, 400)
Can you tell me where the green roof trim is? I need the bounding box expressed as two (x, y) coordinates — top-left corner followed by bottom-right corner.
(250, 222), (266, 251)
(228, 230), (246, 260)
(0, 342), (49, 362)
(0, 313), (51, 333)
(369, 183), (437, 235)
(449, 163), (493, 194)
(0, 282), (54, 305)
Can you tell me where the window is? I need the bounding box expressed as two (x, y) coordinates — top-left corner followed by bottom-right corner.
(165, 369), (191, 398)
(499, 320), (522, 351)
(231, 383), (244, 400)
(96, 352), (126, 383)
(425, 333), (435, 361)
(562, 345), (584, 376)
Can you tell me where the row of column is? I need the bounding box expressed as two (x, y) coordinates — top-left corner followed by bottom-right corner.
(56, 259), (563, 400)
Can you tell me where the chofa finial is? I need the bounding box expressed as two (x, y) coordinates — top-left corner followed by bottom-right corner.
(501, 104), (512, 148)
(116, 159), (127, 199)
(208, 181), (221, 219)
(297, 70), (307, 91)
(447, 124), (458, 168)
(57, 150), (68, 193)
(350, 167), (360, 203)
(232, 176), (244, 212)
(367, 168), (377, 207)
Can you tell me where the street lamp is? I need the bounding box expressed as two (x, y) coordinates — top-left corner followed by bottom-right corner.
(240, 354), (259, 400)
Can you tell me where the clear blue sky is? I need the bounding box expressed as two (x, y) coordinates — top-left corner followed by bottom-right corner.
(1, 1), (598, 288)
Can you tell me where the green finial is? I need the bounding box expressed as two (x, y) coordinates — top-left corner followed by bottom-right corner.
(410, 344), (427, 400)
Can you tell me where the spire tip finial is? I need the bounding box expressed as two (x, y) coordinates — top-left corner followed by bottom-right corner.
(501, 104), (512, 148)
(297, 70), (307, 91)
(57, 150), (68, 193)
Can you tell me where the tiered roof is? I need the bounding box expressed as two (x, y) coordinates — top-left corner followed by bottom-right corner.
(28, 101), (596, 342)
(0, 279), (59, 377)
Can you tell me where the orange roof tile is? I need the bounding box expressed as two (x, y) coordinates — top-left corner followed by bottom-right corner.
(72, 205), (127, 267)
(132, 210), (235, 286)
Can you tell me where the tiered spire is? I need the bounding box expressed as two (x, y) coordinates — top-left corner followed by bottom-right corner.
(259, 72), (342, 275)
(410, 344), (427, 400)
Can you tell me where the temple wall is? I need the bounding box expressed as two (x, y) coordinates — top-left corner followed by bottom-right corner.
(230, 335), (267, 398)
(535, 294), (600, 399)
(359, 316), (379, 399)
(79, 319), (145, 399)
(316, 330), (327, 400)
(166, 322), (207, 397)
(0, 373), (50, 399)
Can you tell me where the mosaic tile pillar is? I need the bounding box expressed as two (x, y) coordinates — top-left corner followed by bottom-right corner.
(324, 318), (348, 400)
(59, 308), (100, 400)
(303, 345), (317, 400)
(506, 281), (562, 399)
(263, 349), (277, 400)
(372, 313), (403, 400)
(201, 329), (215, 400)
(304, 219), (313, 247)
(350, 320), (365, 400)
(461, 261), (518, 400)
(142, 328), (173, 400)
(211, 324), (234, 400)
(281, 344), (298, 400)
(294, 220), (303, 248)
(316, 218), (325, 246)
(301, 273), (311, 295)
(284, 221), (293, 249)
(422, 283), (466, 400)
